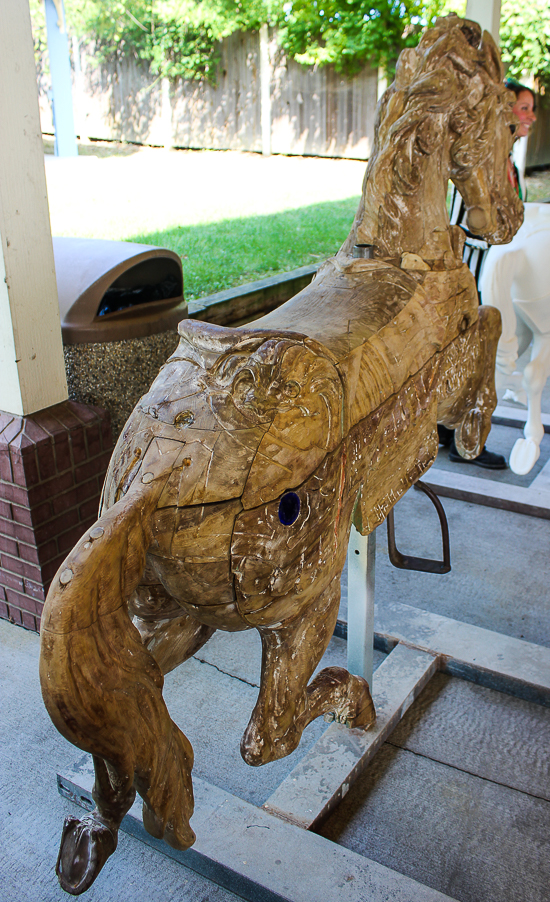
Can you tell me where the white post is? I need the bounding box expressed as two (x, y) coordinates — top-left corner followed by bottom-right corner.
(259, 24), (272, 156)
(72, 35), (89, 142)
(0, 0), (68, 417)
(161, 77), (173, 150)
(377, 68), (388, 102)
(465, 0), (502, 43)
(347, 528), (376, 688)
(44, 0), (78, 156)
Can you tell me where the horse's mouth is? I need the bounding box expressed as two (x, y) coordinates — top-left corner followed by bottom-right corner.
(470, 197), (522, 246)
(492, 199), (523, 245)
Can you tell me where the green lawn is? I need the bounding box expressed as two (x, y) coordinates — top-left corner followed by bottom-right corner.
(129, 198), (359, 300)
(44, 144), (366, 300)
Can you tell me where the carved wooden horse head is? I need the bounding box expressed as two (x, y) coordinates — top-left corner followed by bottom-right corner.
(352, 14), (522, 263)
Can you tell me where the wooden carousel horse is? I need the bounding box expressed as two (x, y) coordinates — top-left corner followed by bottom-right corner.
(481, 203), (550, 474)
(40, 16), (522, 895)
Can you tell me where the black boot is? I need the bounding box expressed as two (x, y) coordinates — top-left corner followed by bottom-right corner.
(448, 438), (507, 470)
(437, 424), (454, 447)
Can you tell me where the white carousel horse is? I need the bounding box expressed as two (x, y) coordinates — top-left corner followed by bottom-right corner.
(481, 203), (550, 474)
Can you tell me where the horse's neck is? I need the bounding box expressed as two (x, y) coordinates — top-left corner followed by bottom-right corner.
(354, 140), (456, 266)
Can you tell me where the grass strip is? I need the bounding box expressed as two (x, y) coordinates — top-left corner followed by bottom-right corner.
(129, 197), (360, 300)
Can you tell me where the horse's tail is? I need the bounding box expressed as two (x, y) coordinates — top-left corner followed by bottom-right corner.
(39, 487), (195, 852)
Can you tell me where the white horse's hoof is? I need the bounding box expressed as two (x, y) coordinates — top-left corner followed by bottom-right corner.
(509, 438), (540, 475)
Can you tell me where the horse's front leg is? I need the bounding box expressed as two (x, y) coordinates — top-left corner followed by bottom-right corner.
(510, 332), (550, 474)
(241, 576), (375, 767)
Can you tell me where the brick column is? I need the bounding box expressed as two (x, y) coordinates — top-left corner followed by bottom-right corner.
(0, 400), (113, 632)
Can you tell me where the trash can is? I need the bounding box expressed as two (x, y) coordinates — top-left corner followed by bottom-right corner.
(55, 237), (186, 437)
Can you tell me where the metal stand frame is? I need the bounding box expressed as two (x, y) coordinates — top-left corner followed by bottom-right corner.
(346, 528), (376, 687)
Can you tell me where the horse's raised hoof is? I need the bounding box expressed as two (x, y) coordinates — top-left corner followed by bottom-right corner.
(346, 699), (376, 729)
(324, 674), (376, 730)
(510, 437), (540, 475)
(56, 814), (117, 895)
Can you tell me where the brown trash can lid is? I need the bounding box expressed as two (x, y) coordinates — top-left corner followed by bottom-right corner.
(53, 236), (187, 345)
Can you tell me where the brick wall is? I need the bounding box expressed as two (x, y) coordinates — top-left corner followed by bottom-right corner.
(0, 401), (113, 632)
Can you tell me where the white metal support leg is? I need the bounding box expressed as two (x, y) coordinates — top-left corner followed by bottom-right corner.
(346, 527), (376, 688)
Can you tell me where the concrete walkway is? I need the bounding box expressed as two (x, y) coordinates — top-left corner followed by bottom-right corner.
(2, 392), (550, 901)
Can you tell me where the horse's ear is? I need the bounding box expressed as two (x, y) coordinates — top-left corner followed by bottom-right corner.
(479, 28), (503, 81)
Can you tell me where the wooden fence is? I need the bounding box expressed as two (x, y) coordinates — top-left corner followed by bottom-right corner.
(38, 29), (379, 160)
(37, 28), (549, 166)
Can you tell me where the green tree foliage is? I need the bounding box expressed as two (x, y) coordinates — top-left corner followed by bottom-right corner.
(33, 0), (451, 81)
(60, 0), (270, 81)
(29, 0), (550, 89)
(276, 0), (450, 77)
(500, 0), (550, 90)
(29, 0), (48, 74)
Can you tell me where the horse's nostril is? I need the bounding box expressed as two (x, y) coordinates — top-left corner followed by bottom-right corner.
(467, 206), (488, 231)
(278, 492), (301, 526)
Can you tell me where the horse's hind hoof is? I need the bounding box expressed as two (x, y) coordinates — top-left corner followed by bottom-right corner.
(56, 814), (117, 895)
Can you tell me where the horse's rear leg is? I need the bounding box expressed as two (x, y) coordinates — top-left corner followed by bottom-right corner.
(241, 576), (375, 767)
(56, 755), (135, 895)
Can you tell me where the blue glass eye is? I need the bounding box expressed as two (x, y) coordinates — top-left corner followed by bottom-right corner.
(278, 492), (301, 526)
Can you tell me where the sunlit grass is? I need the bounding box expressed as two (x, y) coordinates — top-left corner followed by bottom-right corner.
(129, 199), (359, 299)
(525, 168), (550, 202)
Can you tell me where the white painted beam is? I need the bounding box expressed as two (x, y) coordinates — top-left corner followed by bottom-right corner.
(264, 645), (439, 828)
(466, 0), (502, 44)
(375, 600), (550, 703)
(0, 0), (67, 416)
(259, 24), (272, 156)
(422, 467), (550, 520)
